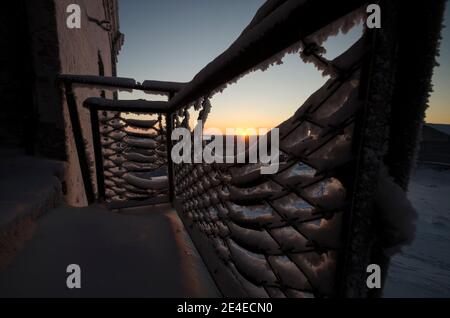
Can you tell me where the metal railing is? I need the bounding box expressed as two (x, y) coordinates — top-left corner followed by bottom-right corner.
(59, 0), (445, 297)
(60, 75), (183, 208)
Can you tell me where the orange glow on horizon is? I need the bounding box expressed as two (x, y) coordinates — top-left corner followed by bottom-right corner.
(235, 128), (253, 136)
(203, 126), (274, 135)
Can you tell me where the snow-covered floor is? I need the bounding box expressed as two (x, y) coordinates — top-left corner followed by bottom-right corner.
(384, 164), (450, 297)
(0, 203), (220, 298)
(1, 152), (448, 298)
(0, 148), (63, 232)
(0, 149), (65, 271)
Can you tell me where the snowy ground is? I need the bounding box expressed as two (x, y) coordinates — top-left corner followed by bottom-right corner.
(0, 148), (63, 230)
(0, 204), (219, 298)
(0, 149), (64, 270)
(1, 151), (448, 298)
(384, 164), (450, 297)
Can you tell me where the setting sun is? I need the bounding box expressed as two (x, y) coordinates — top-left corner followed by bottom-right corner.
(235, 128), (257, 136)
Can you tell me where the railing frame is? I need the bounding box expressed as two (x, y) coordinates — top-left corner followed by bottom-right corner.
(63, 82), (96, 204)
(60, 76), (184, 205)
(89, 104), (105, 200)
(166, 92), (176, 202)
(60, 0), (369, 206)
(58, 0), (444, 297)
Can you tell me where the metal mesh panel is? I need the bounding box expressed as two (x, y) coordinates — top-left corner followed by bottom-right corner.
(59, 0), (446, 298)
(173, 31), (370, 297)
(98, 110), (169, 202)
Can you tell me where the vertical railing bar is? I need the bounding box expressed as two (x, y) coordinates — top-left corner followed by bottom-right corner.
(90, 106), (106, 201)
(166, 92), (175, 203)
(63, 82), (95, 204)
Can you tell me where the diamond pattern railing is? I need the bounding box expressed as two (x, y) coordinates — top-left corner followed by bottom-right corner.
(59, 0), (445, 298)
(172, 31), (369, 297)
(96, 110), (168, 203)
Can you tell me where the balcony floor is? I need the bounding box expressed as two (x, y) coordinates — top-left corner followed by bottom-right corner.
(0, 203), (220, 298)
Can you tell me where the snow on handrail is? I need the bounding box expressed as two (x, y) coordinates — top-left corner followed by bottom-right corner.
(59, 74), (186, 94)
(238, 0), (287, 37)
(83, 97), (170, 113)
(60, 74), (137, 88)
(141, 80), (187, 94)
(166, 0), (366, 112)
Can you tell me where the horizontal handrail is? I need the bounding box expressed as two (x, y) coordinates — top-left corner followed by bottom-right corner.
(60, 0), (366, 115)
(59, 74), (186, 95)
(56, 0), (443, 298)
(141, 80), (186, 94)
(83, 97), (170, 113)
(166, 0), (367, 112)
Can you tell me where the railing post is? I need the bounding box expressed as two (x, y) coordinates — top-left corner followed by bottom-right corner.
(63, 82), (95, 204)
(90, 107), (106, 201)
(166, 92), (175, 203)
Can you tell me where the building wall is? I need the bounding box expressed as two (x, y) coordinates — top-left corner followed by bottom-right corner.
(55, 0), (122, 206)
(23, 0), (122, 206)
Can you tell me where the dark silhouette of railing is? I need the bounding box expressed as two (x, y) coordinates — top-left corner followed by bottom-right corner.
(60, 0), (446, 297)
(60, 76), (183, 208)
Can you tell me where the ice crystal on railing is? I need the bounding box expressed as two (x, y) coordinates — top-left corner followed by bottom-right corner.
(173, 11), (373, 296)
(305, 7), (365, 46)
(209, 6), (365, 98)
(198, 97), (212, 123)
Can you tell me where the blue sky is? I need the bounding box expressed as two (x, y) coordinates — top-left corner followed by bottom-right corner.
(117, 0), (450, 129)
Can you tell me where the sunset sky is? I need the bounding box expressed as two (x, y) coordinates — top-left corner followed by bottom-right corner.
(117, 0), (450, 131)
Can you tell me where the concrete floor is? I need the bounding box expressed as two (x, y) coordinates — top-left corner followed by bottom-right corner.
(0, 148), (63, 237)
(0, 203), (220, 298)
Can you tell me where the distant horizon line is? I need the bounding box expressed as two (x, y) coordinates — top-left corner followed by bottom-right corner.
(425, 122), (450, 125)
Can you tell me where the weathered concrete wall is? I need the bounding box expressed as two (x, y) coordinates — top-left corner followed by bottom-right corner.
(2, 1), (121, 206)
(53, 0), (119, 206)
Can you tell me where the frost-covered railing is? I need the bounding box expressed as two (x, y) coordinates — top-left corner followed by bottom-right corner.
(60, 0), (445, 298)
(172, 23), (368, 300)
(166, 0), (373, 298)
(59, 75), (185, 208)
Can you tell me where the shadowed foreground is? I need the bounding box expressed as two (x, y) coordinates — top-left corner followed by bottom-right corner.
(0, 204), (220, 298)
